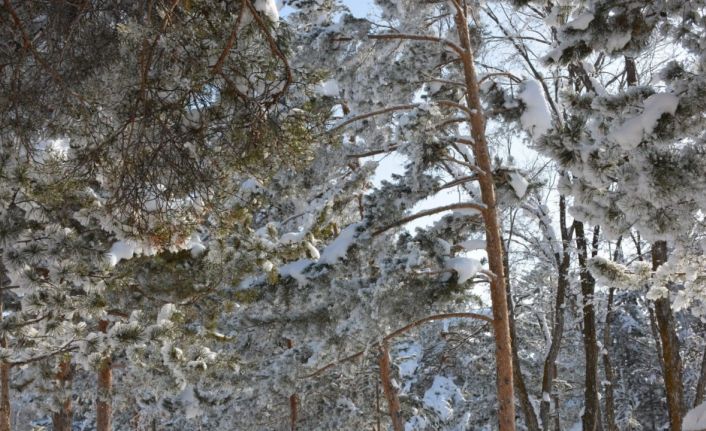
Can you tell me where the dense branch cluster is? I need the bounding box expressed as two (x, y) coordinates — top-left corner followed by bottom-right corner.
(0, 0), (705, 430)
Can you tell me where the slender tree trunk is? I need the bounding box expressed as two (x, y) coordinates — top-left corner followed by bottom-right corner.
(651, 241), (685, 431)
(0, 287), (10, 431)
(97, 320), (112, 431)
(576, 223), (602, 431)
(503, 240), (540, 431)
(694, 344), (706, 407)
(53, 356), (74, 431)
(601, 286), (617, 431)
(452, 7), (516, 429)
(601, 238), (622, 431)
(286, 338), (298, 431)
(539, 199), (572, 431)
(379, 342), (403, 431)
(539, 250), (570, 431)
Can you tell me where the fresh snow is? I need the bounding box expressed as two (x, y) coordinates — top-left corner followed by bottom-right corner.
(566, 13), (594, 30)
(254, 0), (279, 25)
(278, 259), (313, 286)
(458, 239), (486, 251)
(106, 240), (140, 266)
(609, 93), (679, 150)
(685, 401), (706, 431)
(518, 80), (553, 140)
(422, 376), (465, 421)
(508, 171), (529, 198)
(320, 223), (361, 264)
(445, 257), (481, 283)
(280, 230), (307, 245)
(317, 79), (340, 97)
(605, 32), (632, 53)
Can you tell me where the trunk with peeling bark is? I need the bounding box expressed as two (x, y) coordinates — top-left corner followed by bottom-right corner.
(576, 223), (602, 431)
(651, 241), (685, 431)
(97, 320), (112, 431)
(452, 7), (516, 429)
(52, 356), (74, 431)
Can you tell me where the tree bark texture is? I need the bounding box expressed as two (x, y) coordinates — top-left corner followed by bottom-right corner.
(452, 8), (516, 429)
(576, 223), (601, 431)
(652, 241), (685, 431)
(52, 356), (74, 431)
(97, 320), (112, 431)
(503, 239), (540, 431)
(379, 342), (404, 431)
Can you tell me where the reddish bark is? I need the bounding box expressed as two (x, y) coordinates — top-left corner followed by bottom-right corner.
(452, 7), (516, 429)
(652, 241), (685, 431)
(52, 356), (74, 431)
(379, 342), (404, 431)
(97, 320), (112, 431)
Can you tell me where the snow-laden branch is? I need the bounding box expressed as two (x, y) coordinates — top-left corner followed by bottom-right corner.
(372, 202), (485, 236)
(303, 312), (492, 378)
(368, 33), (465, 57)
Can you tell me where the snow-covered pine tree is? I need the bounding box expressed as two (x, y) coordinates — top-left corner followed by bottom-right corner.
(517, 1), (706, 429)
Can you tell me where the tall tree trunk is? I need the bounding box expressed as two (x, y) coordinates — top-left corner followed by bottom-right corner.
(452, 7), (516, 429)
(694, 344), (706, 407)
(286, 338), (298, 431)
(97, 320), (112, 431)
(0, 286), (10, 431)
(602, 286), (617, 431)
(652, 241), (685, 431)
(539, 199), (572, 431)
(379, 342), (403, 431)
(52, 356), (74, 431)
(503, 239), (540, 431)
(576, 223), (602, 431)
(601, 238), (622, 431)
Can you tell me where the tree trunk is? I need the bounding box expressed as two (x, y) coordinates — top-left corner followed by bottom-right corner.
(0, 359), (9, 431)
(0, 289), (10, 431)
(379, 342), (403, 431)
(52, 356), (73, 431)
(652, 241), (685, 431)
(286, 338), (298, 431)
(576, 223), (602, 431)
(601, 238), (622, 431)
(694, 344), (706, 407)
(539, 199), (572, 431)
(503, 239), (540, 431)
(452, 7), (516, 429)
(97, 320), (112, 431)
(602, 286), (618, 431)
